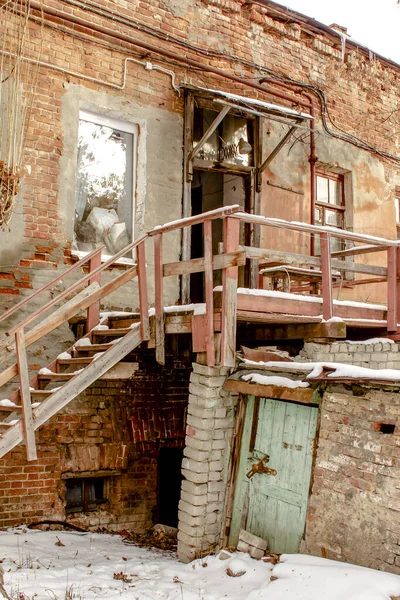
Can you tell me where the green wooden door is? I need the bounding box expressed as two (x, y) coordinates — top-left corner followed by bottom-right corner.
(229, 396), (318, 554)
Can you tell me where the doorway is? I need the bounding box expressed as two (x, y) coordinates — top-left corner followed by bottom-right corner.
(229, 396), (318, 553)
(157, 447), (184, 528)
(190, 170), (249, 302)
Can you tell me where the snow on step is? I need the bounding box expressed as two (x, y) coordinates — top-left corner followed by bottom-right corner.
(38, 367), (54, 375)
(0, 400), (17, 408)
(74, 338), (92, 347)
(56, 352), (71, 360)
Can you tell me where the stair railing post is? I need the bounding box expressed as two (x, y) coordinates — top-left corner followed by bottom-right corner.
(387, 245), (398, 333)
(221, 216), (240, 367)
(15, 328), (37, 461)
(137, 239), (150, 340)
(203, 218), (215, 366)
(154, 233), (165, 365)
(86, 250), (102, 332)
(320, 232), (333, 321)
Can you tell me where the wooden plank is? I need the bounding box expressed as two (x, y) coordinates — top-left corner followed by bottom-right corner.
(148, 205), (241, 237)
(387, 246), (397, 333)
(25, 267), (137, 348)
(154, 233), (165, 365)
(204, 219), (215, 366)
(15, 329), (37, 461)
(234, 292), (388, 322)
(163, 250), (246, 277)
(188, 105), (231, 161)
(259, 126), (296, 173)
(243, 246), (387, 277)
(86, 249), (102, 332)
(182, 91), (195, 303)
(0, 324), (143, 459)
(137, 240), (150, 340)
(239, 321), (346, 341)
(224, 379), (315, 404)
(192, 314), (207, 352)
(320, 232), (333, 320)
(221, 217), (240, 367)
(236, 310), (323, 324)
(0, 364), (18, 387)
(331, 244), (387, 258)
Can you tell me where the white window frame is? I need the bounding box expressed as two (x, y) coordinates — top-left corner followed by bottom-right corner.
(72, 110), (138, 264)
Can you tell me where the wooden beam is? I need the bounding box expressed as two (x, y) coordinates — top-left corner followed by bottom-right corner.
(387, 246), (397, 333)
(224, 379), (316, 404)
(320, 232), (333, 320)
(137, 240), (150, 340)
(188, 105), (231, 161)
(259, 126), (296, 174)
(242, 246), (387, 277)
(238, 321), (347, 341)
(163, 250), (246, 277)
(204, 219), (215, 366)
(221, 217), (240, 367)
(332, 244), (387, 258)
(86, 249), (102, 332)
(154, 233), (165, 365)
(15, 329), (37, 461)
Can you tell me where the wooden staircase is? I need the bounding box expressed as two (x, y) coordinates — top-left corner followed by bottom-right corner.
(1, 203), (398, 462)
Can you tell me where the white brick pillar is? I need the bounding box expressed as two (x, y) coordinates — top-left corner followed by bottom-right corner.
(177, 362), (238, 563)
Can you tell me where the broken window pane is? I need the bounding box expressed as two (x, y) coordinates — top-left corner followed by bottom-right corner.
(73, 113), (136, 256)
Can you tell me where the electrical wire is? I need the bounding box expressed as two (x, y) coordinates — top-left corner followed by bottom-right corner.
(53, 0), (400, 166)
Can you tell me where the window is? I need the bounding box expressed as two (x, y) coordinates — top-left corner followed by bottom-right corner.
(65, 477), (106, 513)
(73, 111), (137, 256)
(314, 171), (345, 254)
(395, 187), (400, 240)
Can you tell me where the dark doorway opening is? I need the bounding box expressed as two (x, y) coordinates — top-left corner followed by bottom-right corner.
(157, 447), (184, 528)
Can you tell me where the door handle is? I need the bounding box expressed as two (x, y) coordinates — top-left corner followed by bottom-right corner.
(246, 454), (277, 479)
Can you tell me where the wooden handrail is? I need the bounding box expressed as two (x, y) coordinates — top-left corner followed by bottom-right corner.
(0, 246), (104, 325)
(147, 205), (241, 236)
(233, 212), (397, 247)
(6, 235), (147, 337)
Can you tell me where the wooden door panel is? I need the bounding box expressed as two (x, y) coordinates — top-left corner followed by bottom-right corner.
(229, 396), (318, 554)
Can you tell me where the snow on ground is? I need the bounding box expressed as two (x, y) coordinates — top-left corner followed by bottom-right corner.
(1, 529), (400, 600)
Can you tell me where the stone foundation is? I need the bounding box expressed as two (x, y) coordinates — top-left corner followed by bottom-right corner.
(177, 363), (238, 562)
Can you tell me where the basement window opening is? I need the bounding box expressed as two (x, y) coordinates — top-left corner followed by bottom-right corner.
(65, 477), (107, 514)
(378, 423), (396, 434)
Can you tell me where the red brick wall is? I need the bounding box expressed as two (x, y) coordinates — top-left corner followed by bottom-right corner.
(0, 0), (398, 301)
(0, 348), (192, 531)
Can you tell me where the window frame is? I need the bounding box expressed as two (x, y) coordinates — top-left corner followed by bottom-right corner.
(314, 170), (346, 255)
(65, 476), (108, 514)
(73, 110), (138, 263)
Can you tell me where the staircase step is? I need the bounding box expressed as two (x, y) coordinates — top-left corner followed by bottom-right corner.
(73, 343), (114, 356)
(38, 372), (82, 381)
(0, 422), (16, 429)
(0, 404), (22, 412)
(92, 328), (132, 339)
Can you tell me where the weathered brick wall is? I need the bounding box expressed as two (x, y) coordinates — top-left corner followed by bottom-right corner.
(1, 0), (398, 307)
(178, 362), (238, 562)
(0, 349), (192, 530)
(304, 386), (400, 573)
(299, 340), (400, 369)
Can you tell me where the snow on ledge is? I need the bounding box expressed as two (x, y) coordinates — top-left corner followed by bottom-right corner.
(242, 373), (309, 388)
(240, 358), (400, 383)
